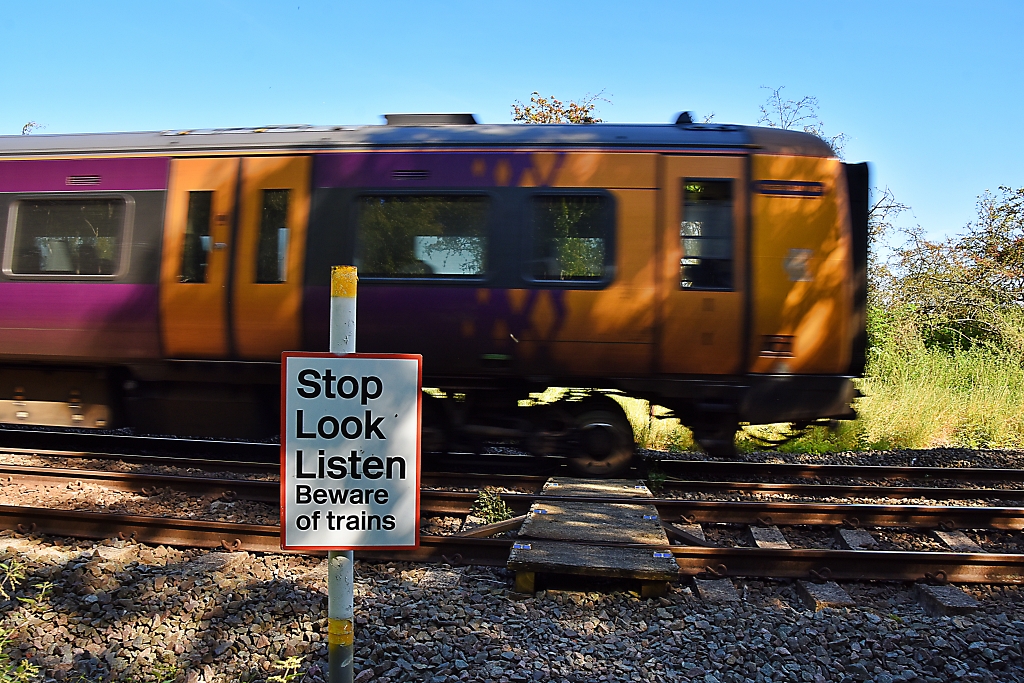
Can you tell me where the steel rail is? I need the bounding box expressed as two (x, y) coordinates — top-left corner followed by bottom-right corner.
(652, 499), (1024, 530)
(0, 427), (278, 462)
(661, 479), (1024, 501)
(3, 465), (1024, 530)
(669, 547), (1024, 584)
(659, 459), (1024, 483)
(0, 504), (511, 566)
(7, 427), (1024, 484)
(0, 446), (277, 475)
(0, 464), (280, 502)
(6, 461), (1023, 507)
(0, 465), (547, 508)
(0, 503), (1020, 583)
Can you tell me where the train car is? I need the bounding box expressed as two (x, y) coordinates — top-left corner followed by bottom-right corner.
(0, 113), (868, 475)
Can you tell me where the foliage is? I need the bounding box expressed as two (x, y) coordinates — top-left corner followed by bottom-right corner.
(609, 395), (692, 452)
(16, 581), (53, 610)
(644, 461), (666, 494)
(0, 558), (26, 601)
(0, 627), (37, 683)
(511, 91), (609, 124)
(470, 487), (514, 525)
(877, 186), (1024, 353)
(533, 196), (605, 279)
(757, 86), (848, 158)
(858, 317), (1024, 448)
(267, 656), (305, 683)
(355, 196), (487, 276)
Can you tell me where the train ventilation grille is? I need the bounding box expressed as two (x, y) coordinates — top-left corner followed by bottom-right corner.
(392, 170), (430, 180)
(66, 175), (101, 186)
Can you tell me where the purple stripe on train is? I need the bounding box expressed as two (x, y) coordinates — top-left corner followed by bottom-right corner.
(0, 157), (169, 193)
(0, 283), (160, 359)
(313, 152), (542, 188)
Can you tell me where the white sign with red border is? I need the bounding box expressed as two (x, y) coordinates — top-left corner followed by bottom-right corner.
(280, 352), (421, 551)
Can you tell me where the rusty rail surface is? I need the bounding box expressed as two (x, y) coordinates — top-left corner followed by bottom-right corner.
(0, 504), (511, 566)
(670, 547), (1024, 584)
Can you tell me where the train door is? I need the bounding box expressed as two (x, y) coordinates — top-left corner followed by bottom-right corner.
(657, 156), (747, 375)
(160, 157), (239, 357)
(232, 156), (311, 359)
(161, 155), (311, 360)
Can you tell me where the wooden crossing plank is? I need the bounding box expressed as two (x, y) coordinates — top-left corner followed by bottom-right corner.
(508, 540), (679, 581)
(508, 478), (676, 596)
(542, 478), (652, 498)
(521, 501), (666, 545)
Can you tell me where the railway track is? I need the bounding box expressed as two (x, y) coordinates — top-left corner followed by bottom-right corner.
(3, 464), (1024, 528)
(0, 462), (1022, 583)
(1, 503), (1021, 584)
(7, 426), (1024, 484)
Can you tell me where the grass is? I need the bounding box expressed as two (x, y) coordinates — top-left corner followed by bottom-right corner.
(617, 337), (1024, 454)
(524, 329), (1024, 455)
(857, 340), (1024, 449)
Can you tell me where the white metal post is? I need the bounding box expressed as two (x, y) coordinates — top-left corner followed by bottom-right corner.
(328, 265), (357, 683)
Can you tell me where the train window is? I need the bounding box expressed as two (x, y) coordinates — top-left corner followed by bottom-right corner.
(681, 180), (733, 289)
(530, 195), (609, 281)
(256, 189), (290, 283)
(180, 191), (213, 283)
(355, 195), (488, 278)
(8, 197), (125, 276)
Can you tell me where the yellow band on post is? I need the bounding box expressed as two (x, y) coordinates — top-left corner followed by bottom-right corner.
(331, 266), (358, 299)
(328, 618), (354, 646)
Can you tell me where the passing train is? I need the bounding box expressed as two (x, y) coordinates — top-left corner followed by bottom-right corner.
(0, 113), (868, 475)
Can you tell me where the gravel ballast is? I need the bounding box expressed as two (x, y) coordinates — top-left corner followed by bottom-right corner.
(0, 532), (1021, 683)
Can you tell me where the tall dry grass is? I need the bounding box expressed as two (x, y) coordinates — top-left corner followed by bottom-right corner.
(857, 332), (1024, 449)
(616, 318), (1024, 453)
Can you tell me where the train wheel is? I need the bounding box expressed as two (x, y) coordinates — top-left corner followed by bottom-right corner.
(691, 424), (738, 459)
(568, 408), (635, 477)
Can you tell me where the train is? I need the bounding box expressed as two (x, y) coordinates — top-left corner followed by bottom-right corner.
(0, 112), (868, 475)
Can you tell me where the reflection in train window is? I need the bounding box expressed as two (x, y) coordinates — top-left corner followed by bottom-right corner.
(256, 189), (290, 283)
(531, 195), (608, 281)
(355, 195), (488, 278)
(180, 191), (213, 283)
(681, 180), (733, 290)
(9, 197), (125, 276)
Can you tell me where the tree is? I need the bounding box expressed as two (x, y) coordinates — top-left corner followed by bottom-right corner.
(21, 121), (42, 135)
(511, 90), (610, 124)
(757, 86), (848, 158)
(878, 186), (1024, 354)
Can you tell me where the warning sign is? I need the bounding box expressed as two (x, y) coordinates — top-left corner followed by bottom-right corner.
(280, 352), (421, 551)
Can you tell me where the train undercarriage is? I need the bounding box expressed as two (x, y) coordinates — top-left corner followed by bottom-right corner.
(0, 360), (856, 477)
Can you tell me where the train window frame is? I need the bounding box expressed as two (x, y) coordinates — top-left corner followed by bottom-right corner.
(1, 193), (135, 281)
(523, 190), (616, 289)
(680, 178), (734, 291)
(350, 190), (493, 285)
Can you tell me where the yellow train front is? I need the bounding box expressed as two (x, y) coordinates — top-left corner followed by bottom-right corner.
(0, 113), (868, 475)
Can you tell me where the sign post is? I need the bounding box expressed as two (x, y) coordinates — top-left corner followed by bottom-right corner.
(281, 266), (421, 683)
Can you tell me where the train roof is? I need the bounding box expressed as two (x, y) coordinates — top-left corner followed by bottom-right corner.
(0, 120), (835, 158)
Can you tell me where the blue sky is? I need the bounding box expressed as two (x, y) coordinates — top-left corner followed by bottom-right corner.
(4, 1), (1022, 239)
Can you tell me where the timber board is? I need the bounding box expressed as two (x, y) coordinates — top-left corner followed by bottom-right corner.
(521, 501), (667, 545)
(508, 540), (679, 581)
(542, 477), (653, 498)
